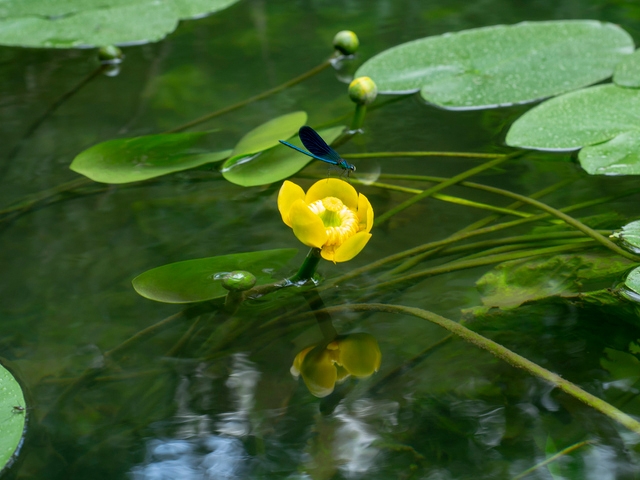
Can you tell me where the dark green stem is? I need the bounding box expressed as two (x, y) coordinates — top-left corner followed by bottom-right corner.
(316, 303), (640, 435)
(343, 151), (507, 160)
(165, 56), (336, 134)
(350, 104), (367, 131)
(289, 247), (322, 283)
(371, 243), (590, 292)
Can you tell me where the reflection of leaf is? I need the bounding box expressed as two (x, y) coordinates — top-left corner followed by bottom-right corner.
(132, 248), (297, 303)
(476, 253), (633, 310)
(356, 20), (633, 109)
(614, 49), (640, 87)
(70, 132), (231, 184)
(601, 348), (640, 383)
(506, 85), (640, 175)
(223, 126), (345, 187)
(0, 363), (26, 472)
(0, 0), (241, 48)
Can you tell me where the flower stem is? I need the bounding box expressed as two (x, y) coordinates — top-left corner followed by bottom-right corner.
(350, 104), (367, 131)
(316, 303), (640, 436)
(165, 56), (336, 134)
(289, 247), (323, 283)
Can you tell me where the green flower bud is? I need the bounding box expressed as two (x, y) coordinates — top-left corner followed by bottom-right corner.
(98, 45), (123, 64)
(333, 30), (359, 55)
(221, 270), (256, 292)
(348, 76), (378, 106)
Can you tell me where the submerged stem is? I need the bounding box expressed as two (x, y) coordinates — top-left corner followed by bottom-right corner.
(316, 303), (640, 436)
(165, 56), (336, 133)
(375, 153), (521, 226)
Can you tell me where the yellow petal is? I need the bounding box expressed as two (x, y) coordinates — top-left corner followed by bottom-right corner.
(332, 231), (372, 262)
(290, 200), (328, 248)
(290, 345), (315, 378)
(300, 348), (337, 398)
(306, 178), (358, 210)
(357, 193), (374, 233)
(337, 333), (381, 378)
(320, 245), (337, 263)
(277, 181), (305, 227)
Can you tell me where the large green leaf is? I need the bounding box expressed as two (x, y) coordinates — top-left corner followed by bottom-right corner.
(132, 248), (298, 304)
(0, 364), (26, 473)
(222, 126), (345, 187)
(476, 253), (634, 310)
(0, 0), (240, 48)
(230, 112), (307, 158)
(70, 132), (231, 184)
(612, 220), (640, 251)
(356, 20), (633, 110)
(506, 84), (640, 175)
(623, 266), (640, 296)
(614, 49), (640, 87)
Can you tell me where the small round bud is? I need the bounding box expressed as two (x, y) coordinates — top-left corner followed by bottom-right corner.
(221, 271), (256, 292)
(98, 45), (123, 64)
(348, 76), (378, 105)
(333, 30), (359, 55)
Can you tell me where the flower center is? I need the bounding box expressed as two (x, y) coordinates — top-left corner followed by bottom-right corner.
(308, 196), (359, 246)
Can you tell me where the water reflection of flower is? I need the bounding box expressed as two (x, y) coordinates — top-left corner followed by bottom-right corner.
(278, 178), (373, 263)
(291, 333), (381, 397)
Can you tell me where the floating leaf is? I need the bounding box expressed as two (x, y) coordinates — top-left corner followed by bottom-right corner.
(70, 132), (231, 184)
(230, 112), (307, 158)
(476, 253), (634, 310)
(0, 0), (240, 48)
(0, 364), (26, 473)
(356, 20), (633, 109)
(624, 266), (640, 296)
(132, 248), (298, 303)
(613, 220), (640, 251)
(222, 126), (345, 187)
(506, 84), (640, 175)
(614, 49), (640, 87)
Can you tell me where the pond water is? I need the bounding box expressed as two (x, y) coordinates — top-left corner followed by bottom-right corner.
(3, 0), (640, 479)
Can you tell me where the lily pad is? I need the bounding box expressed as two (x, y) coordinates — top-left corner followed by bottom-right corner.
(70, 132), (231, 184)
(624, 266), (640, 296)
(614, 49), (640, 87)
(230, 112), (307, 159)
(506, 84), (640, 175)
(132, 248), (298, 303)
(356, 20), (633, 109)
(0, 364), (26, 473)
(222, 126), (345, 187)
(476, 253), (633, 310)
(0, 0), (240, 48)
(612, 220), (640, 251)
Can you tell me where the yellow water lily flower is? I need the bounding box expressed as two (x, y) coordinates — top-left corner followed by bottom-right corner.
(278, 178), (373, 263)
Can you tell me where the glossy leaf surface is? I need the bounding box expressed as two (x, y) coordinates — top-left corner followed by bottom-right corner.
(222, 126), (345, 187)
(356, 20), (633, 109)
(614, 49), (640, 87)
(0, 364), (26, 473)
(230, 112), (307, 158)
(132, 249), (298, 303)
(507, 84), (640, 175)
(70, 132), (231, 184)
(0, 0), (240, 48)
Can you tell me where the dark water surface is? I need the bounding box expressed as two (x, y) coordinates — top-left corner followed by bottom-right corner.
(3, 1), (640, 478)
